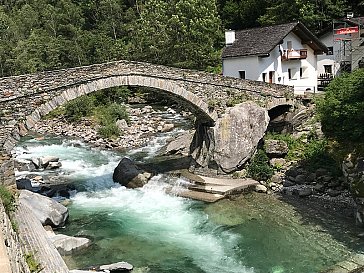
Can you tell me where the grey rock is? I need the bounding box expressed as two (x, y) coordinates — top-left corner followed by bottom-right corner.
(316, 168), (328, 177)
(327, 189), (341, 197)
(313, 184), (325, 192)
(39, 156), (59, 167)
(255, 184), (267, 193)
(270, 174), (283, 184)
(305, 173), (316, 183)
(100, 262), (133, 272)
(161, 123), (174, 132)
(31, 157), (40, 168)
(116, 119), (128, 131)
(295, 174), (306, 184)
(264, 139), (289, 157)
(298, 188), (313, 197)
(211, 102), (269, 173)
(49, 234), (91, 255)
(19, 190), (69, 227)
(113, 157), (152, 188)
(14, 159), (36, 172)
(46, 161), (62, 169)
(163, 131), (194, 156)
(16, 178), (33, 191)
(283, 180), (295, 187)
(270, 158), (286, 169)
(285, 168), (299, 178)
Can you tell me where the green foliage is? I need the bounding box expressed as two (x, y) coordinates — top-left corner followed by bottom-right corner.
(0, 185), (15, 216)
(95, 103), (129, 138)
(25, 253), (42, 273)
(265, 132), (341, 175)
(247, 149), (274, 181)
(317, 69), (364, 142)
(97, 123), (120, 138)
(64, 96), (95, 122)
(129, 0), (223, 70)
(93, 87), (130, 106)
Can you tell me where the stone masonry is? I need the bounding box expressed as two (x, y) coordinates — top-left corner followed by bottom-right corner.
(0, 59), (295, 192)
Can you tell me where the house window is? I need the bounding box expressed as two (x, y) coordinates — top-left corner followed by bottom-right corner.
(327, 46), (333, 55)
(239, 70), (246, 79)
(324, 65), (332, 74)
(287, 41), (293, 50)
(262, 73), (267, 82)
(300, 67), (308, 78)
(288, 68), (298, 80)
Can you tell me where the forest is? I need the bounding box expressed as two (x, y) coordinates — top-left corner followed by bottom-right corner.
(0, 0), (363, 76)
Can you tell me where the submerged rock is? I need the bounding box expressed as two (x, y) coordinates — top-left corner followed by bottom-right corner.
(100, 261), (133, 272)
(19, 190), (69, 227)
(49, 234), (91, 255)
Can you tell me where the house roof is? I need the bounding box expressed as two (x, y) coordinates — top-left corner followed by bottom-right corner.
(222, 22), (328, 59)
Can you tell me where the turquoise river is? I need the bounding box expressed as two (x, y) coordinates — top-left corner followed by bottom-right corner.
(13, 110), (364, 273)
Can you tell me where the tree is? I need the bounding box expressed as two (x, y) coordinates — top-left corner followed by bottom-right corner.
(129, 0), (222, 70)
(259, 0), (347, 32)
(317, 69), (364, 142)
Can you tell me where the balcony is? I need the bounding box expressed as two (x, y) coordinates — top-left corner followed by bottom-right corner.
(281, 49), (307, 61)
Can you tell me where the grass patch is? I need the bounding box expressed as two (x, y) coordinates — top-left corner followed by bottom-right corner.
(0, 185), (16, 215)
(25, 253), (42, 273)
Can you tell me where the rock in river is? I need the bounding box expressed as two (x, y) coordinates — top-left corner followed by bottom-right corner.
(19, 190), (69, 227)
(113, 157), (152, 188)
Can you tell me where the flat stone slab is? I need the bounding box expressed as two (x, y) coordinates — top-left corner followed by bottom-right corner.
(175, 189), (225, 203)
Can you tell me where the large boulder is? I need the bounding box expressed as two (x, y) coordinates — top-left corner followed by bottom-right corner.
(19, 190), (69, 227)
(213, 102), (270, 173)
(113, 157), (152, 188)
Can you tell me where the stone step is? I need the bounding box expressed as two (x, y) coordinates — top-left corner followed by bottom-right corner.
(15, 201), (69, 273)
(174, 189), (225, 203)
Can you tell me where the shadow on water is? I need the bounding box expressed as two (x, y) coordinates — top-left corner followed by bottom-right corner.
(277, 193), (364, 252)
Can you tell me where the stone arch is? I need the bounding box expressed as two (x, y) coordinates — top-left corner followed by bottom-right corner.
(24, 75), (218, 132)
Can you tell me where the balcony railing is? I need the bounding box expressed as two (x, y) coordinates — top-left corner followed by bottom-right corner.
(281, 49), (307, 61)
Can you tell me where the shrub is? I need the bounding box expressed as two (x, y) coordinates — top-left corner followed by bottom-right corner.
(65, 95), (95, 121)
(98, 123), (120, 138)
(247, 149), (274, 181)
(316, 69), (364, 142)
(96, 103), (129, 126)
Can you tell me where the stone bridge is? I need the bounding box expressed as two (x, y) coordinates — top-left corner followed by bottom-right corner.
(0, 59), (293, 185)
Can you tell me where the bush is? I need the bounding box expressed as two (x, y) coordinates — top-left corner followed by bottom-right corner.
(317, 69), (364, 142)
(98, 123), (120, 138)
(247, 149), (274, 181)
(96, 103), (129, 125)
(65, 95), (95, 121)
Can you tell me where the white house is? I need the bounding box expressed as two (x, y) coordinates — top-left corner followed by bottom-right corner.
(317, 17), (364, 87)
(222, 22), (328, 94)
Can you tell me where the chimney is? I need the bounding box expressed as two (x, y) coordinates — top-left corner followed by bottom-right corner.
(225, 30), (236, 46)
